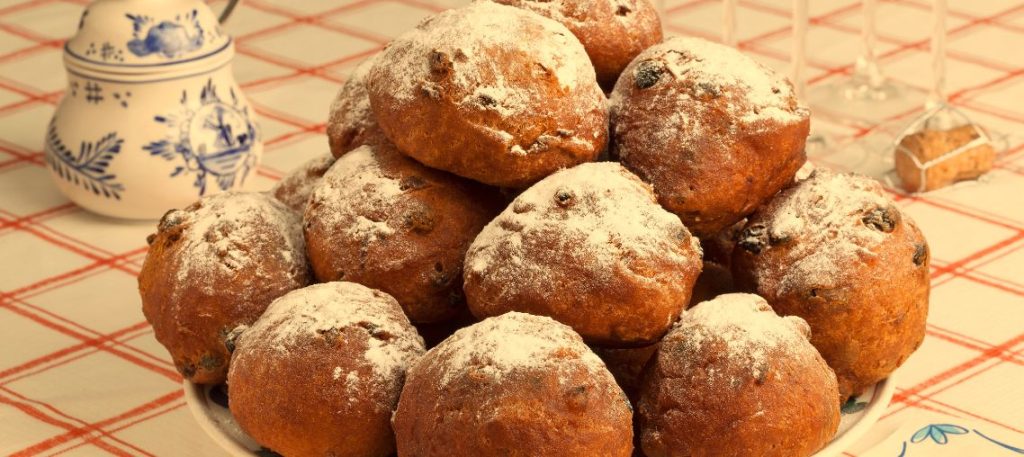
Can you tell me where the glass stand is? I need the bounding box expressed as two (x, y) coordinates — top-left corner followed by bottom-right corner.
(807, 0), (927, 126)
(808, 119), (905, 183)
(807, 69), (927, 126)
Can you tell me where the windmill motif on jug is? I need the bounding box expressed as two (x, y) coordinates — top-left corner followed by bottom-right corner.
(45, 0), (253, 220)
(143, 78), (259, 196)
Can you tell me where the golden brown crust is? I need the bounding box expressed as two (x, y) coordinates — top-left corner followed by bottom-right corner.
(894, 124), (996, 192)
(594, 343), (660, 404)
(138, 192), (311, 384)
(493, 0), (662, 89)
(464, 163), (703, 346)
(413, 306), (478, 349)
(228, 282), (425, 457)
(393, 312), (634, 457)
(638, 294), (840, 457)
(271, 153), (336, 213)
(731, 170), (929, 399)
(688, 260), (736, 307)
(304, 141), (503, 323)
(366, 2), (607, 188)
(327, 54), (380, 158)
(699, 219), (745, 268)
(610, 37), (808, 237)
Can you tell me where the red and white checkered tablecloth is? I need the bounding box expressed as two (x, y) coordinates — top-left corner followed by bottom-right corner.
(0, 0), (1022, 455)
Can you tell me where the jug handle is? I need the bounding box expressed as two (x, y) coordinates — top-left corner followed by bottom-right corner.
(218, 0), (242, 24)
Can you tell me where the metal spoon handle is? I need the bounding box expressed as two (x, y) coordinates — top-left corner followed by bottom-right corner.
(218, 0), (242, 24)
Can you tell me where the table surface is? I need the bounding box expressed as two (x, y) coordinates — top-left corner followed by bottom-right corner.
(1, 0), (1023, 455)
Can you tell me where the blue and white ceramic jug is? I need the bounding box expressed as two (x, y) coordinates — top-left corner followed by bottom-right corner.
(46, 0), (259, 220)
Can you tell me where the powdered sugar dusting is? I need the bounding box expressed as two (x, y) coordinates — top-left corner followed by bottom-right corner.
(498, 0), (645, 29)
(422, 312), (608, 387)
(166, 192), (305, 295)
(794, 160), (816, 181)
(332, 54), (374, 122)
(660, 37), (800, 123)
(610, 37), (806, 161)
(675, 293), (812, 384)
(612, 0), (638, 24)
(499, 0), (589, 27)
(237, 282), (425, 383)
(466, 162), (700, 296)
(369, 1), (594, 120)
(327, 53), (377, 154)
(749, 170), (891, 293)
(306, 145), (402, 242)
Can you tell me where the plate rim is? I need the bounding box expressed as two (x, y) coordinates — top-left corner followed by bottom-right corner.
(184, 381), (255, 456)
(814, 374), (898, 457)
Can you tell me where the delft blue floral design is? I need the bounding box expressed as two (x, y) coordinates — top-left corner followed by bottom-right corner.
(897, 423), (1024, 456)
(83, 81), (103, 104)
(143, 78), (258, 196)
(125, 9), (204, 58)
(83, 41), (124, 62)
(45, 121), (125, 200)
(111, 90), (132, 108)
(68, 78), (130, 108)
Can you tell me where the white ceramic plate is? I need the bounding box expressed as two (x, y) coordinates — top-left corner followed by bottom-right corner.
(817, 376), (897, 457)
(185, 374), (896, 456)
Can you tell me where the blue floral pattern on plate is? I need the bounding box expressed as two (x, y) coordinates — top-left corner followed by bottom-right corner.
(842, 397), (869, 415)
(897, 423), (1024, 456)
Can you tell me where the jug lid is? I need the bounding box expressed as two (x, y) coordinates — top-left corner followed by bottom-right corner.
(65, 0), (231, 74)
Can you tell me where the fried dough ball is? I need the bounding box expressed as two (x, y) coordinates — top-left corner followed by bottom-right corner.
(610, 37), (809, 237)
(638, 294), (840, 457)
(494, 0), (662, 88)
(394, 312), (633, 456)
(464, 162), (702, 346)
(732, 170), (929, 398)
(139, 192), (311, 384)
(228, 282), (425, 457)
(304, 142), (502, 323)
(367, 1), (607, 187)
